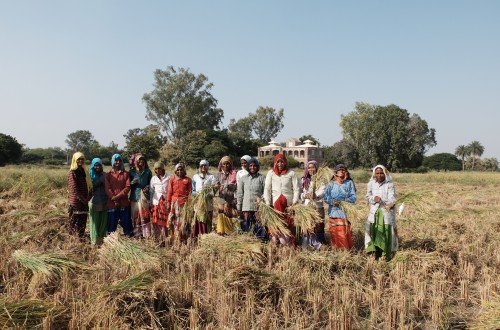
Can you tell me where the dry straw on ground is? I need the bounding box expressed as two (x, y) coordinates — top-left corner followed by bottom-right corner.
(0, 166), (499, 329)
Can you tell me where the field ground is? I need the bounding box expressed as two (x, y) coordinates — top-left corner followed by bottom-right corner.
(0, 166), (499, 329)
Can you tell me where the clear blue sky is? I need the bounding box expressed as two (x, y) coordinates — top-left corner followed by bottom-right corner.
(1, 1), (499, 159)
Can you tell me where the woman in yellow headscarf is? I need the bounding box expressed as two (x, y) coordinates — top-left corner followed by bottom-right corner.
(68, 152), (92, 238)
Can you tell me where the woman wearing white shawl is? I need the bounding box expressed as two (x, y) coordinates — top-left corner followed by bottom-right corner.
(365, 165), (399, 260)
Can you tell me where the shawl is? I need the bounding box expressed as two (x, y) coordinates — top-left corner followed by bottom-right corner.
(134, 153), (149, 169)
(89, 158), (103, 182)
(111, 154), (125, 171)
(70, 152), (92, 190)
(302, 160), (318, 191)
(272, 154), (288, 175)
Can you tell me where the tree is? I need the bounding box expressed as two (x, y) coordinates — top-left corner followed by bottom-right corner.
(124, 125), (163, 161)
(480, 158), (498, 172)
(323, 139), (360, 168)
(467, 140), (484, 171)
(159, 130), (207, 167)
(65, 130), (99, 159)
(340, 102), (436, 170)
(0, 133), (23, 166)
(299, 135), (320, 145)
(422, 153), (461, 171)
(142, 66), (224, 142)
(454, 145), (470, 171)
(21, 147), (67, 165)
(228, 117), (254, 141)
(252, 106), (285, 144)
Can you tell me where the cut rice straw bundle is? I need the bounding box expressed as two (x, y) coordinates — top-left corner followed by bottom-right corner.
(99, 232), (161, 272)
(197, 233), (266, 263)
(0, 298), (65, 328)
(288, 203), (322, 235)
(258, 201), (292, 237)
(104, 270), (154, 296)
(312, 164), (333, 193)
(193, 185), (216, 224)
(180, 198), (196, 232)
(12, 249), (89, 279)
(397, 190), (436, 216)
(223, 264), (281, 296)
(470, 293), (500, 330)
(339, 200), (366, 223)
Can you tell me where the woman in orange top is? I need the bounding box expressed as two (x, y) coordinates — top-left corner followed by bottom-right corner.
(166, 163), (192, 240)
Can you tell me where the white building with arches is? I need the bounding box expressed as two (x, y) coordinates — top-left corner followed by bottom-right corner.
(257, 138), (324, 168)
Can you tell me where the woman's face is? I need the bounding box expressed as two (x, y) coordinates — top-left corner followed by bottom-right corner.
(76, 157), (84, 168)
(137, 158), (145, 170)
(240, 159), (247, 169)
(93, 163), (103, 173)
(113, 158), (122, 169)
(176, 166), (186, 178)
(248, 162), (258, 174)
(307, 163), (316, 176)
(374, 168), (385, 183)
(222, 161), (231, 172)
(276, 159), (285, 171)
(155, 168), (165, 177)
(200, 164), (208, 174)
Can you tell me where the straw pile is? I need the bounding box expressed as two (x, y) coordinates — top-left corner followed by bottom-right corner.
(223, 264), (282, 300)
(197, 233), (266, 263)
(0, 298), (65, 328)
(99, 232), (162, 272)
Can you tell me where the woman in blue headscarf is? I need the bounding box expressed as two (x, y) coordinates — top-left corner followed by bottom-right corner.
(89, 158), (107, 245)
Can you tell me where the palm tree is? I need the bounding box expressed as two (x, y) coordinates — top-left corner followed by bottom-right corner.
(467, 141), (484, 171)
(454, 145), (469, 171)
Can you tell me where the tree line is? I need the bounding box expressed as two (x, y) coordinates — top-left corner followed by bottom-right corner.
(1, 66), (497, 172)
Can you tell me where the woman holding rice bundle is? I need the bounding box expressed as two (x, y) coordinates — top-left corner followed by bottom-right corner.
(365, 164), (399, 260)
(192, 159), (216, 237)
(166, 163), (192, 241)
(300, 160), (326, 250)
(237, 157), (267, 240)
(67, 152), (92, 239)
(324, 164), (357, 250)
(215, 156), (238, 235)
(264, 153), (300, 246)
(105, 154), (133, 237)
(129, 153), (153, 239)
(89, 158), (107, 245)
(150, 161), (170, 244)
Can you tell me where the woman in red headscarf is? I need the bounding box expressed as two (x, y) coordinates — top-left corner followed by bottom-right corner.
(264, 154), (300, 246)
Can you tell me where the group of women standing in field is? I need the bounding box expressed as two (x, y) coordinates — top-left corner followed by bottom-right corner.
(67, 152), (400, 260)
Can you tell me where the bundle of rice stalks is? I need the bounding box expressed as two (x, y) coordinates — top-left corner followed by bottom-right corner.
(0, 298), (65, 328)
(223, 264), (281, 300)
(197, 233), (266, 263)
(339, 201), (366, 223)
(397, 190), (436, 216)
(193, 185), (216, 224)
(180, 199), (196, 233)
(12, 249), (89, 279)
(313, 164), (333, 193)
(99, 232), (162, 272)
(258, 201), (292, 237)
(288, 203), (322, 235)
(104, 270), (155, 296)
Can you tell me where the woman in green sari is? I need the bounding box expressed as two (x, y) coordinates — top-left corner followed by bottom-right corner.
(365, 165), (399, 260)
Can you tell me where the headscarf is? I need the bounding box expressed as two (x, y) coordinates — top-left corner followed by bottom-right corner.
(240, 155), (251, 163)
(129, 153), (137, 169)
(70, 152), (92, 191)
(89, 158), (103, 182)
(154, 161), (165, 170)
(272, 154), (288, 175)
(111, 154), (125, 171)
(218, 156), (233, 173)
(247, 158), (260, 174)
(199, 159), (209, 167)
(371, 164), (392, 183)
(174, 162), (185, 176)
(302, 160), (318, 191)
(134, 153), (149, 169)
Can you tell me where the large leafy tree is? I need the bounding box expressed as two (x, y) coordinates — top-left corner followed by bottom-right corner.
(252, 106), (285, 144)
(160, 130), (207, 167)
(0, 133), (23, 166)
(299, 135), (319, 145)
(340, 102), (436, 170)
(454, 145), (470, 171)
(65, 130), (99, 159)
(124, 125), (163, 161)
(143, 66), (224, 142)
(467, 140), (484, 171)
(422, 153), (461, 171)
(323, 139), (360, 168)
